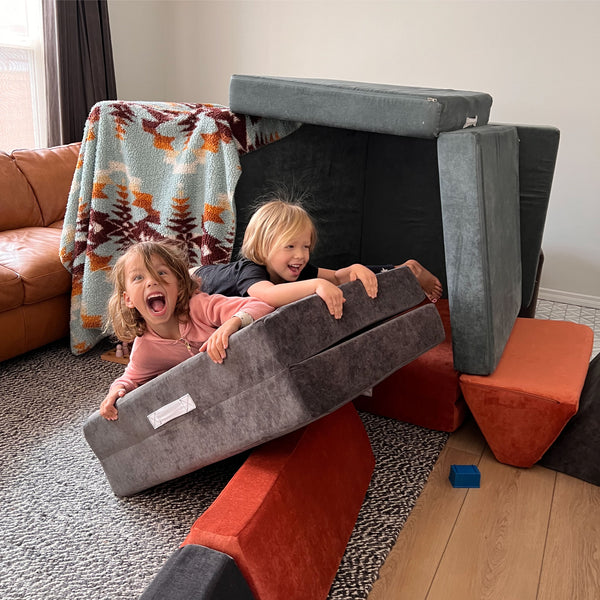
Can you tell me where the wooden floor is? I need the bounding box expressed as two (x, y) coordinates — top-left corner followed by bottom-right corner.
(367, 416), (600, 600)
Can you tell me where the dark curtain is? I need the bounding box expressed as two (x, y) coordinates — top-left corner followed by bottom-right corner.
(43, 0), (117, 146)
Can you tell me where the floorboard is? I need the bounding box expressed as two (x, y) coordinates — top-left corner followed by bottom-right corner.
(367, 299), (600, 600)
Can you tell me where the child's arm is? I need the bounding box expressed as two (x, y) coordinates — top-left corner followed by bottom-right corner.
(98, 336), (168, 420)
(247, 279), (346, 319)
(100, 385), (126, 421)
(317, 264), (378, 299)
(199, 315), (245, 364)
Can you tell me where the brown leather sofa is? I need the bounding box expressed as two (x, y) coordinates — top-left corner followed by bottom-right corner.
(0, 142), (80, 362)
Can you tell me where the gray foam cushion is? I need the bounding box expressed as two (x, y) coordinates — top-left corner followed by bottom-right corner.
(139, 545), (254, 600)
(230, 75), (492, 139)
(438, 125), (522, 375)
(84, 266), (445, 496)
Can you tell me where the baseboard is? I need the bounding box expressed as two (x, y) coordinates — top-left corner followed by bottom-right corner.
(538, 288), (600, 309)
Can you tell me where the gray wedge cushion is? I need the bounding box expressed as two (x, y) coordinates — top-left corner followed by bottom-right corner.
(230, 75), (493, 139)
(438, 125), (521, 375)
(140, 545), (254, 600)
(83, 266), (444, 496)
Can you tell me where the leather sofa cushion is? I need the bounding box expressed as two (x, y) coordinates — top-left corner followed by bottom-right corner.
(0, 151), (42, 231)
(12, 143), (80, 227)
(0, 264), (24, 310)
(0, 228), (71, 304)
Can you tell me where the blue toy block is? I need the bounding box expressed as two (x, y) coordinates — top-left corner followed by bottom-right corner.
(449, 464), (481, 488)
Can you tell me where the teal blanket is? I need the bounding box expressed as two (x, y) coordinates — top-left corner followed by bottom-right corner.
(60, 101), (299, 354)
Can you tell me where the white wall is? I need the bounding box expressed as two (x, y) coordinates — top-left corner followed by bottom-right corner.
(108, 0), (600, 305)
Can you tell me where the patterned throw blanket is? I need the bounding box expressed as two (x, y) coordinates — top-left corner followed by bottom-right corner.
(59, 101), (300, 355)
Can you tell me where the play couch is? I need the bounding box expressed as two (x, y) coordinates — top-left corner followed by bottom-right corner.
(0, 142), (80, 362)
(231, 75), (558, 377)
(111, 77), (571, 598)
(231, 75), (560, 434)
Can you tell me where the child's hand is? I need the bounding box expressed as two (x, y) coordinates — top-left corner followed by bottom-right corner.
(200, 317), (241, 363)
(315, 280), (346, 319)
(100, 386), (125, 421)
(342, 264), (378, 298)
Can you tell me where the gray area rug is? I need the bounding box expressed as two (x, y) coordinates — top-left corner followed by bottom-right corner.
(0, 339), (448, 600)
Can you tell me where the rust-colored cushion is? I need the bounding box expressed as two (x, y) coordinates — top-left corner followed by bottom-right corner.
(0, 152), (42, 231)
(354, 300), (467, 432)
(459, 318), (593, 467)
(183, 403), (374, 600)
(0, 228), (71, 304)
(12, 142), (80, 226)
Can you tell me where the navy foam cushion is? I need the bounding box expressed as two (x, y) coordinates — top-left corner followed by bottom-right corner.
(230, 75), (492, 139)
(84, 266), (444, 496)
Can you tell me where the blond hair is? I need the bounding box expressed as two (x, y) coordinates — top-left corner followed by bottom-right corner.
(241, 199), (317, 265)
(106, 239), (198, 342)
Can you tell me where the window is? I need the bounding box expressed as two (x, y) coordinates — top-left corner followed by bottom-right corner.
(0, 0), (47, 152)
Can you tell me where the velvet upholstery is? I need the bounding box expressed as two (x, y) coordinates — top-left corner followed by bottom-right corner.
(140, 545), (255, 600)
(459, 318), (594, 468)
(234, 126), (449, 294)
(438, 125), (522, 374)
(84, 266), (444, 496)
(234, 124), (370, 270)
(182, 403), (375, 600)
(354, 299), (466, 432)
(510, 125), (560, 307)
(230, 75), (492, 138)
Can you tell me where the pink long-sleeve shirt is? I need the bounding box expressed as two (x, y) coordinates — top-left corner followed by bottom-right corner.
(110, 291), (274, 392)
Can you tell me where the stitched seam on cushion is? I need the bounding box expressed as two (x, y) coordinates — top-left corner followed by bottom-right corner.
(240, 76), (460, 101)
(460, 382), (582, 405)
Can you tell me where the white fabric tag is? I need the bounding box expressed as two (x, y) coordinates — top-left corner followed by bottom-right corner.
(463, 115), (478, 128)
(147, 393), (196, 429)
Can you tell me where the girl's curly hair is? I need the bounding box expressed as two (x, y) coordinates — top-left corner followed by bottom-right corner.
(105, 239), (198, 342)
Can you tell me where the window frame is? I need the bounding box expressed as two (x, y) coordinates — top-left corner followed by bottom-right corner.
(0, 0), (47, 150)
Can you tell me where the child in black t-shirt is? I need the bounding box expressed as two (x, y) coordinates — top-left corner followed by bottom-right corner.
(191, 199), (442, 319)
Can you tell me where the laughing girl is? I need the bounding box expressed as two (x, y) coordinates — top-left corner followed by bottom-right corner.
(99, 240), (273, 420)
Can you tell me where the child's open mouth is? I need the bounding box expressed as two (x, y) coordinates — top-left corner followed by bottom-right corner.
(146, 292), (167, 315)
(288, 264), (302, 277)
